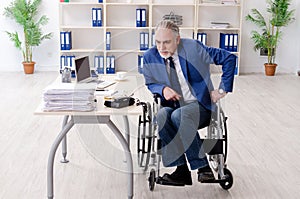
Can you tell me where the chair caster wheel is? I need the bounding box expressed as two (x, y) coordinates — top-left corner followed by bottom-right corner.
(219, 168), (233, 190)
(148, 169), (156, 191)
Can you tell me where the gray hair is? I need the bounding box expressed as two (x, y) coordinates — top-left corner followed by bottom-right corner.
(155, 20), (180, 36)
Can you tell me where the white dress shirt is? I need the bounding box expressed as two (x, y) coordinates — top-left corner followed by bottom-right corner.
(169, 52), (197, 103)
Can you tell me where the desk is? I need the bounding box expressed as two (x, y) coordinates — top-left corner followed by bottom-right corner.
(35, 74), (148, 199)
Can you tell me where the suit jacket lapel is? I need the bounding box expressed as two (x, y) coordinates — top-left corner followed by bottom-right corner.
(177, 43), (189, 81)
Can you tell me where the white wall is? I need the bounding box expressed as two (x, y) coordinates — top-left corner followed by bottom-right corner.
(0, 0), (299, 74)
(0, 0), (59, 72)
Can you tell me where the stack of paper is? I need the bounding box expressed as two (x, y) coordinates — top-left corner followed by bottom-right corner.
(42, 82), (96, 112)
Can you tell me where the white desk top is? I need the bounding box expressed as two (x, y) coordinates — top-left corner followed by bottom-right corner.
(34, 73), (152, 116)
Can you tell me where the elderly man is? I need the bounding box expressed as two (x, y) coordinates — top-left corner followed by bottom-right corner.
(142, 20), (236, 185)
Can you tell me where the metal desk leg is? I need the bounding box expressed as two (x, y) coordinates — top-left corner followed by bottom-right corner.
(47, 117), (74, 199)
(122, 116), (130, 163)
(107, 120), (134, 199)
(123, 116), (130, 146)
(61, 115), (69, 163)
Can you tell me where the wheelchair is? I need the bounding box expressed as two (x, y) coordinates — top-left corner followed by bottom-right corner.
(137, 94), (233, 191)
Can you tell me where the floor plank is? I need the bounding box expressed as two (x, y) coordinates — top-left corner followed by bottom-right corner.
(0, 72), (299, 198)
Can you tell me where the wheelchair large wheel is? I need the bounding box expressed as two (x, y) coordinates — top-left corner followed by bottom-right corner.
(137, 102), (153, 172)
(207, 106), (229, 172)
(218, 168), (233, 190)
(148, 169), (156, 191)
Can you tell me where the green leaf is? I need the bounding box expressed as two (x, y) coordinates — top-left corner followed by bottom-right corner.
(3, 0), (53, 62)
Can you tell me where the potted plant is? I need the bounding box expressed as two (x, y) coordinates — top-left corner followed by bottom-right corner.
(3, 0), (53, 74)
(245, 0), (295, 76)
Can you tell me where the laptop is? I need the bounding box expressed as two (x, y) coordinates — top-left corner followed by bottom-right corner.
(75, 56), (115, 88)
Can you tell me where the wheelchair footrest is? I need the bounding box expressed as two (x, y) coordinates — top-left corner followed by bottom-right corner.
(156, 176), (186, 186)
(200, 175), (229, 184)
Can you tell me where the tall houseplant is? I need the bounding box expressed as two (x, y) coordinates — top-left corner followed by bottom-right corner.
(3, 0), (53, 74)
(245, 0), (295, 76)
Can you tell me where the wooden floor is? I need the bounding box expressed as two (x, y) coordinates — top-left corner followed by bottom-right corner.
(0, 72), (299, 199)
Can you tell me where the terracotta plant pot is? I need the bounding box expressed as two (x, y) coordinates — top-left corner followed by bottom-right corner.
(22, 61), (35, 74)
(264, 63), (277, 76)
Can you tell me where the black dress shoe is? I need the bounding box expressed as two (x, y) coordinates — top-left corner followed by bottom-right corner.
(197, 165), (215, 182)
(160, 169), (193, 186)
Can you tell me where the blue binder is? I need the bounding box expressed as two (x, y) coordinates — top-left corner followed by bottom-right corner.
(110, 56), (115, 74)
(106, 56), (115, 74)
(228, 33), (234, 52)
(98, 0), (103, 2)
(140, 32), (149, 50)
(138, 55), (144, 74)
(144, 32), (149, 50)
(106, 56), (111, 74)
(106, 32), (111, 50)
(92, 8), (97, 27)
(94, 56), (104, 74)
(219, 33), (229, 51)
(140, 32), (145, 50)
(197, 33), (200, 41)
(141, 9), (146, 27)
(71, 70), (76, 78)
(233, 33), (238, 52)
(62, 55), (75, 78)
(99, 56), (104, 74)
(136, 9), (141, 27)
(60, 32), (65, 50)
(152, 32), (155, 47)
(197, 33), (207, 45)
(219, 33), (225, 50)
(60, 55), (66, 72)
(234, 56), (238, 75)
(94, 56), (99, 69)
(66, 55), (75, 70)
(202, 33), (207, 45)
(97, 8), (102, 27)
(65, 31), (72, 50)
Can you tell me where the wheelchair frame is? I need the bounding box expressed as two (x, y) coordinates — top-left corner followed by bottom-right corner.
(137, 96), (233, 191)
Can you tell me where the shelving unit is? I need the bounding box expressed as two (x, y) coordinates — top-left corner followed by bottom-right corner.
(59, 0), (243, 75)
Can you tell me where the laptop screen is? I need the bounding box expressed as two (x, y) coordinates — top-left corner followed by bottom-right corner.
(75, 56), (91, 82)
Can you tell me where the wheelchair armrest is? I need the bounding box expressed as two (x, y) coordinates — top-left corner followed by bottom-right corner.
(152, 93), (162, 115)
(153, 93), (162, 103)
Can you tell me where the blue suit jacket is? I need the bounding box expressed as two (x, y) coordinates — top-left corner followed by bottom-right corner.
(142, 38), (236, 111)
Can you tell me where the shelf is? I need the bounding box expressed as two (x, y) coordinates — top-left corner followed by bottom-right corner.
(60, 26), (104, 29)
(197, 27), (240, 31)
(60, 49), (104, 53)
(106, 26), (150, 30)
(107, 49), (146, 53)
(60, 2), (103, 5)
(59, 0), (243, 74)
(152, 3), (195, 6)
(198, 3), (240, 7)
(106, 3), (149, 6)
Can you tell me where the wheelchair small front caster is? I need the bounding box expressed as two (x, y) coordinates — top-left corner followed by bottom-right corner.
(218, 168), (233, 190)
(148, 169), (156, 191)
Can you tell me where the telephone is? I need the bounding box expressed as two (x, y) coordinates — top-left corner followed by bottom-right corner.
(104, 97), (135, 108)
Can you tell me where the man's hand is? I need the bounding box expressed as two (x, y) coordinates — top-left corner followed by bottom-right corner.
(210, 89), (227, 103)
(163, 86), (181, 101)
